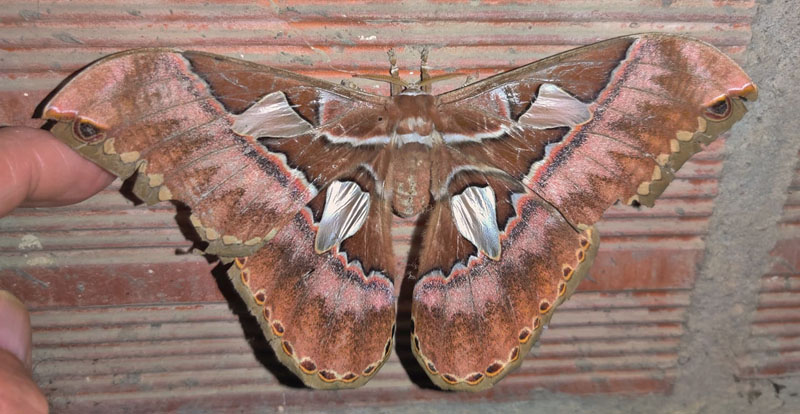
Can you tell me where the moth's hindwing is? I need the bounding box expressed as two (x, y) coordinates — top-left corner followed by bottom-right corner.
(225, 208), (396, 388)
(412, 187), (599, 391)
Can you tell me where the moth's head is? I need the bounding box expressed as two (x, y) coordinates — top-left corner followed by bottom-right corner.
(353, 48), (464, 95)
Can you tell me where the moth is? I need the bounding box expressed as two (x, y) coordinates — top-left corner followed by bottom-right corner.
(42, 33), (756, 391)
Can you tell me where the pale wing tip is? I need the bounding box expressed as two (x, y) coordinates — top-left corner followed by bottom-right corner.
(740, 83), (758, 101)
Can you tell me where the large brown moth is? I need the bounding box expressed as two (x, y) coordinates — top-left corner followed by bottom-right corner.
(42, 33), (756, 391)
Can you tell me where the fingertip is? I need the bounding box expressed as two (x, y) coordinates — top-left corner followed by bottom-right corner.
(0, 290), (33, 371)
(0, 126), (114, 215)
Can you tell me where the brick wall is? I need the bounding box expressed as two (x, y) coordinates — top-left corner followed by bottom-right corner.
(2, 1), (798, 412)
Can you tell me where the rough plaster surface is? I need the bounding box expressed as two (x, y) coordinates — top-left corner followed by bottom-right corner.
(347, 1), (800, 413)
(674, 0), (800, 412)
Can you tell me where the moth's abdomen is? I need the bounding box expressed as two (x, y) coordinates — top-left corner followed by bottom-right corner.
(389, 145), (431, 217)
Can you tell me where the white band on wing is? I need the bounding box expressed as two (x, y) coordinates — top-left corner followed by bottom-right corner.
(450, 185), (502, 260)
(315, 180), (371, 253)
(232, 91), (314, 138)
(518, 83), (592, 129)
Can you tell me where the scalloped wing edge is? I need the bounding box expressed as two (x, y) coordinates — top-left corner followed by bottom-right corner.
(224, 256), (395, 389)
(48, 121), (271, 257)
(627, 87), (757, 208)
(410, 225), (600, 392)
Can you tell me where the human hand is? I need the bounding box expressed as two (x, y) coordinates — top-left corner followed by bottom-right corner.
(0, 126), (114, 217)
(0, 291), (48, 414)
(0, 126), (115, 413)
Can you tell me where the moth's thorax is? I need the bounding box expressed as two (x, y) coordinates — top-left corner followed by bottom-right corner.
(388, 93), (440, 147)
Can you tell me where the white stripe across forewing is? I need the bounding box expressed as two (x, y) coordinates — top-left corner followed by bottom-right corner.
(441, 128), (511, 144)
(314, 180), (371, 253)
(323, 135), (392, 146)
(231, 91), (314, 138)
(518, 83), (592, 129)
(321, 132), (432, 147)
(450, 185), (502, 260)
